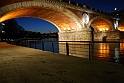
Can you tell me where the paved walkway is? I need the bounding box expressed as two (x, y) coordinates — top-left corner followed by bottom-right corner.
(0, 43), (124, 83)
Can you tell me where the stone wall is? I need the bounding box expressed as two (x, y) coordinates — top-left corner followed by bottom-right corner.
(94, 30), (120, 41)
(58, 28), (92, 41)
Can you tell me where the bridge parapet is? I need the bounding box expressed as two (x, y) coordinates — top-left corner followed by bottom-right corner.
(0, 0), (122, 20)
(48, 0), (120, 19)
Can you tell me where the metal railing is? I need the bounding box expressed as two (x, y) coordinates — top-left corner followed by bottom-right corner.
(7, 40), (124, 63)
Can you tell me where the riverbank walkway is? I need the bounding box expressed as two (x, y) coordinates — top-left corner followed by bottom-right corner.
(0, 42), (124, 83)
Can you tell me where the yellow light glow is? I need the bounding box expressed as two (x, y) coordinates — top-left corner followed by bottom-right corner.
(120, 43), (124, 57)
(68, 28), (70, 31)
(98, 43), (110, 58)
(118, 28), (124, 31)
(103, 28), (105, 31)
(100, 29), (102, 31)
(99, 28), (109, 32)
(64, 28), (66, 30)
(106, 28), (108, 31)
(72, 27), (74, 30)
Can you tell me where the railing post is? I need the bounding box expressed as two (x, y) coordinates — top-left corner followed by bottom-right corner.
(52, 42), (54, 53)
(22, 41), (23, 46)
(89, 42), (91, 60)
(91, 42), (94, 60)
(25, 41), (26, 47)
(34, 41), (36, 49)
(42, 41), (44, 51)
(29, 41), (31, 48)
(66, 41), (69, 56)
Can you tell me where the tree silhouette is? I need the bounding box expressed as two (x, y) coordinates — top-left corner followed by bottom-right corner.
(2, 19), (25, 39)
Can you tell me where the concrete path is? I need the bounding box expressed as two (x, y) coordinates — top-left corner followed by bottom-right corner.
(0, 43), (124, 83)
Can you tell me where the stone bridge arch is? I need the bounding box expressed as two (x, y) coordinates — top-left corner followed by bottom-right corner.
(118, 21), (124, 39)
(0, 0), (120, 41)
(0, 0), (92, 41)
(87, 16), (120, 41)
(87, 16), (114, 32)
(0, 1), (84, 32)
(118, 21), (124, 31)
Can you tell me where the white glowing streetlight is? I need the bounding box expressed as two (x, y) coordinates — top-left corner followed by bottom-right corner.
(114, 7), (117, 11)
(0, 23), (5, 34)
(1, 23), (5, 26)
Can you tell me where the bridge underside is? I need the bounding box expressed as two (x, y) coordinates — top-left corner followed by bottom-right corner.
(91, 18), (113, 32)
(0, 4), (92, 41)
(0, 7), (80, 32)
(118, 22), (124, 31)
(90, 18), (120, 41)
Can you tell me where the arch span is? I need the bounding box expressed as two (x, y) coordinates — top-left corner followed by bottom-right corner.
(88, 16), (114, 32)
(88, 16), (120, 41)
(0, 1), (83, 32)
(118, 22), (124, 31)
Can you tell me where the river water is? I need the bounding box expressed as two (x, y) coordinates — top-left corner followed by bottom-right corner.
(23, 38), (124, 64)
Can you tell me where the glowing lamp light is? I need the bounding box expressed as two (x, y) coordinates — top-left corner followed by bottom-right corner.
(68, 28), (70, 31)
(1, 30), (5, 34)
(72, 27), (75, 30)
(64, 28), (66, 30)
(103, 28), (105, 31)
(106, 28), (108, 31)
(1, 23), (5, 26)
(100, 29), (102, 31)
(99, 28), (109, 32)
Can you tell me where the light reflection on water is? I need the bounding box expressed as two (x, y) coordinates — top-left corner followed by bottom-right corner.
(59, 43), (89, 58)
(25, 38), (124, 64)
(59, 42), (124, 64)
(92, 43), (119, 62)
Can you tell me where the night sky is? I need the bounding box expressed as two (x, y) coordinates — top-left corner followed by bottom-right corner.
(15, 17), (58, 33)
(15, 0), (124, 33)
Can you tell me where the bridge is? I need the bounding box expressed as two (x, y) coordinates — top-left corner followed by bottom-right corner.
(0, 0), (124, 41)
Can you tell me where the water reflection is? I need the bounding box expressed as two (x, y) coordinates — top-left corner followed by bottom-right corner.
(59, 42), (124, 63)
(98, 43), (110, 58)
(114, 48), (120, 62)
(92, 43), (118, 61)
(23, 39), (124, 64)
(120, 43), (124, 55)
(59, 43), (89, 58)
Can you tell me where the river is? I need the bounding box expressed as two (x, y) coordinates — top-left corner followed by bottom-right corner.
(20, 38), (124, 64)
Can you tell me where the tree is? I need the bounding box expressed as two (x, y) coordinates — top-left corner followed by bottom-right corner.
(2, 19), (25, 39)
